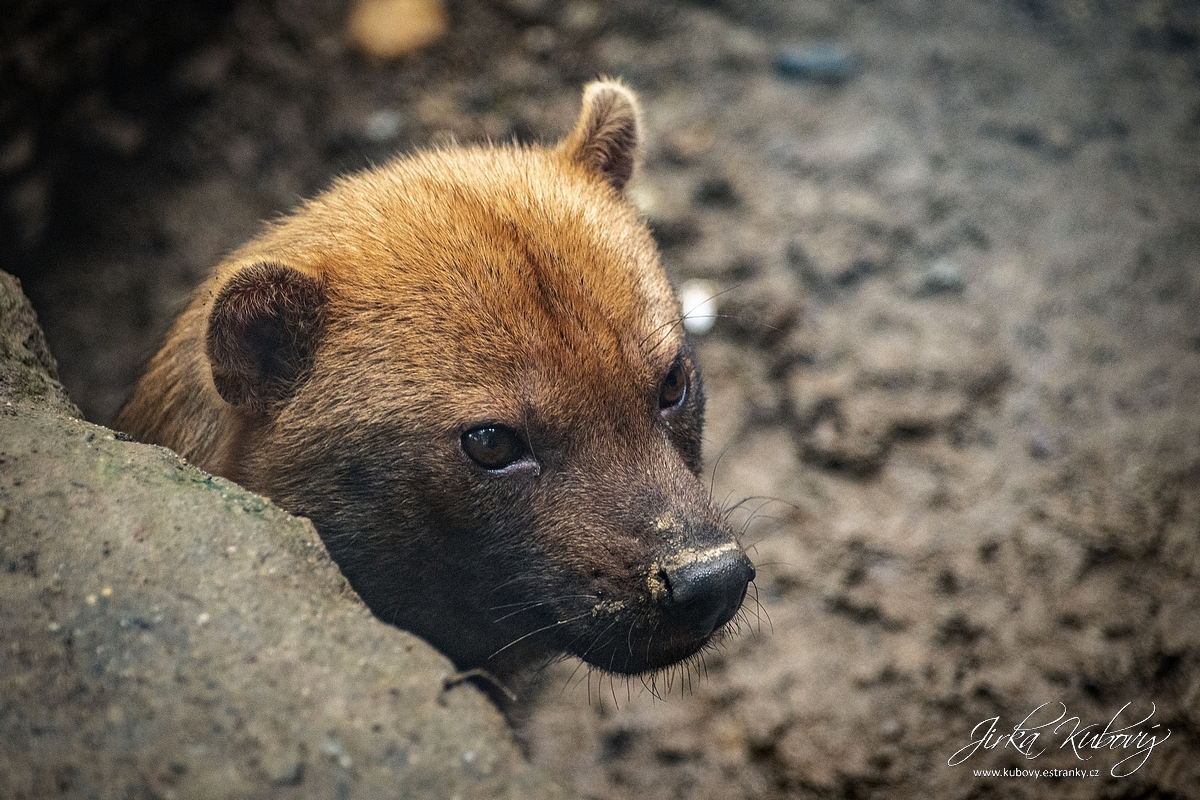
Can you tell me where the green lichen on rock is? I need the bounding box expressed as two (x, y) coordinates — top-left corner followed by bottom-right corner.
(0, 270), (573, 800)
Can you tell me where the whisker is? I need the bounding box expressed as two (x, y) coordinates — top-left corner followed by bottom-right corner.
(646, 317), (687, 356)
(488, 612), (589, 660)
(720, 489), (737, 517)
(722, 494), (798, 522)
(561, 658), (589, 697)
(529, 650), (570, 683)
(638, 316), (678, 349)
(490, 594), (597, 623)
(670, 282), (747, 346)
(641, 671), (659, 701)
(487, 575), (529, 596)
(740, 497), (797, 527)
(491, 603), (552, 624)
(748, 581), (772, 633)
(579, 620), (619, 661)
(559, 623), (603, 657)
(706, 441), (735, 505)
(644, 619), (660, 667)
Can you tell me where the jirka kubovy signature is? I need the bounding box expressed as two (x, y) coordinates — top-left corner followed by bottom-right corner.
(948, 701), (1171, 777)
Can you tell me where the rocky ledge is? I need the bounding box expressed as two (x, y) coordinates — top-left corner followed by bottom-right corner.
(0, 270), (571, 799)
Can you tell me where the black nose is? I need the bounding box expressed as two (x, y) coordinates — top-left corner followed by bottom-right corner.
(658, 548), (755, 636)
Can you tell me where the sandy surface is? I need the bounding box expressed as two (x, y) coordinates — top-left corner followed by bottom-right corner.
(11, 0), (1200, 796)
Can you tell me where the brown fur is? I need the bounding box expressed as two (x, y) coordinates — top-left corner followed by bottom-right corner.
(116, 81), (753, 680)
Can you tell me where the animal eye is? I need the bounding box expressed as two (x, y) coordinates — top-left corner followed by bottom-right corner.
(461, 425), (525, 470)
(659, 359), (688, 409)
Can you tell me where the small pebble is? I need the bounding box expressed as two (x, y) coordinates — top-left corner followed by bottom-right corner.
(88, 110), (146, 156)
(774, 42), (858, 85)
(627, 183), (663, 218)
(269, 759), (304, 787)
(692, 177), (739, 208)
(1028, 430), (1067, 461)
(912, 259), (965, 297)
(679, 279), (720, 335)
(561, 1), (600, 33)
(663, 127), (715, 164)
(522, 25), (557, 56)
(364, 110), (403, 143)
(0, 131), (35, 174)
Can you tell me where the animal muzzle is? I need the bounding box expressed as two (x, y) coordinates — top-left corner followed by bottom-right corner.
(655, 543), (756, 638)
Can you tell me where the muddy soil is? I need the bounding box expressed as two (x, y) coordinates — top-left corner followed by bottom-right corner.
(9, 0), (1200, 797)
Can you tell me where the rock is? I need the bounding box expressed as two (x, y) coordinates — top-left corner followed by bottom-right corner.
(662, 126), (715, 165)
(0, 272), (78, 417)
(0, 269), (574, 799)
(522, 25), (558, 57)
(628, 182), (699, 250)
(692, 177), (739, 209)
(773, 42), (858, 85)
(0, 131), (35, 175)
(787, 237), (873, 295)
(559, 1), (602, 34)
(364, 109), (405, 143)
(911, 258), (965, 297)
(1028, 428), (1068, 461)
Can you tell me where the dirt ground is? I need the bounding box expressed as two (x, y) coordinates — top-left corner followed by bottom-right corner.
(9, 0), (1200, 797)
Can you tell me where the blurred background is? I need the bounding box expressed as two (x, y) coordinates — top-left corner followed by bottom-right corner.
(3, 0), (1198, 797)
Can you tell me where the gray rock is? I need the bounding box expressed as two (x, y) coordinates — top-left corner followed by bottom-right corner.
(0, 271), (78, 417)
(773, 42), (858, 85)
(0, 270), (573, 799)
(912, 258), (966, 298)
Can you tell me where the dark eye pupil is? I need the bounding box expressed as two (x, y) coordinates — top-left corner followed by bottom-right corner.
(462, 425), (523, 470)
(659, 361), (687, 408)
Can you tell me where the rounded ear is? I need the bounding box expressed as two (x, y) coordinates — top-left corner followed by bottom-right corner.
(559, 79), (642, 192)
(206, 262), (325, 411)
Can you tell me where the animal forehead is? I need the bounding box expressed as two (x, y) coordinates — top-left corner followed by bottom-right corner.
(466, 221), (661, 340)
(344, 151), (681, 356)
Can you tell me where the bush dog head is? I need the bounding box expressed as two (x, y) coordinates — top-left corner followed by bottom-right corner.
(116, 81), (755, 680)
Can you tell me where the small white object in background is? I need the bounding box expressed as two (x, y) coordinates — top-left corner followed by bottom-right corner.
(364, 109), (403, 143)
(678, 279), (719, 335)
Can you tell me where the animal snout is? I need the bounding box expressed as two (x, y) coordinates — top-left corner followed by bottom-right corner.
(657, 545), (755, 637)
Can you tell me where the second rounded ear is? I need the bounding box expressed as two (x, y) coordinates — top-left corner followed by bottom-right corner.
(206, 262), (325, 411)
(559, 80), (643, 192)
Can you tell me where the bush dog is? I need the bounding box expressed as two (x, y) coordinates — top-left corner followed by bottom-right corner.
(115, 81), (755, 682)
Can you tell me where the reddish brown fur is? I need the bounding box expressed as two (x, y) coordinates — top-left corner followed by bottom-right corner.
(116, 82), (753, 681)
